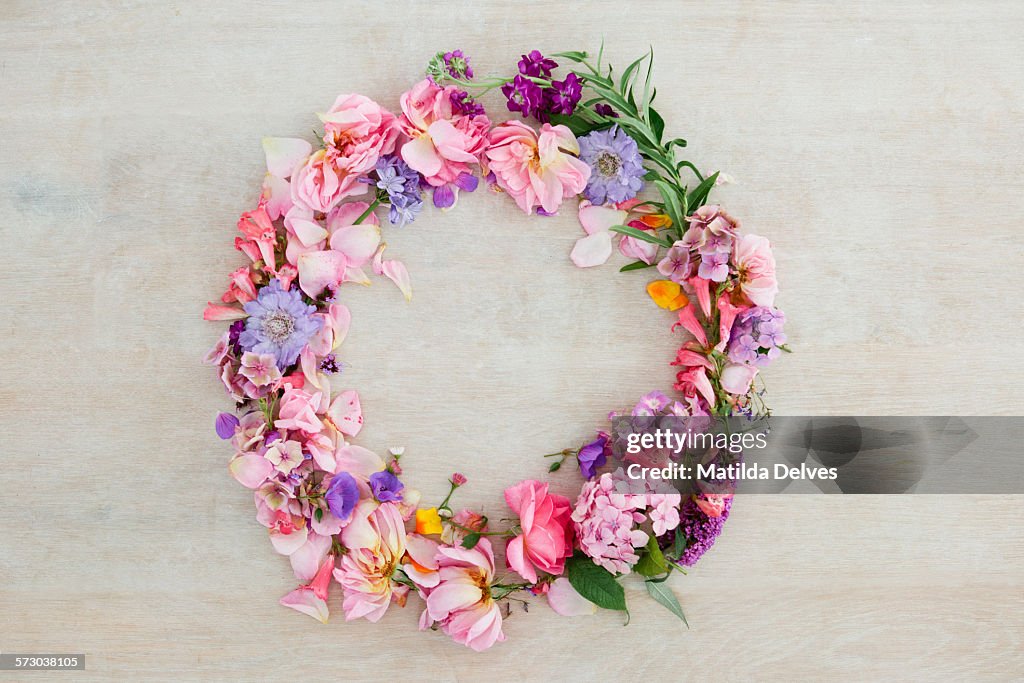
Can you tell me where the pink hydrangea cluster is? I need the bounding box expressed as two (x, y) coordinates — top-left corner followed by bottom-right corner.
(570, 473), (650, 574)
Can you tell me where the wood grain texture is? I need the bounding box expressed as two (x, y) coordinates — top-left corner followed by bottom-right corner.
(2, 1), (1023, 680)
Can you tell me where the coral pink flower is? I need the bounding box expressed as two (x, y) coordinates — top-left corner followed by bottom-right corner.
(486, 121), (590, 215)
(280, 554), (335, 623)
(732, 234), (778, 307)
(695, 493), (733, 518)
(424, 538), (506, 652)
(503, 480), (573, 583)
(333, 501), (407, 622)
(398, 78), (491, 187)
(221, 266), (257, 304)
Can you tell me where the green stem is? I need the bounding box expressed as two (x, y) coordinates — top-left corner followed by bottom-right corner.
(352, 198), (381, 225)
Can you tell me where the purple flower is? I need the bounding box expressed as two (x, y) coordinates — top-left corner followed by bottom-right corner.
(450, 89), (486, 117)
(319, 354), (341, 374)
(670, 497), (732, 567)
(730, 334), (760, 364)
(578, 125), (645, 205)
(727, 306), (787, 367)
(594, 103), (618, 118)
(518, 50), (557, 78)
(443, 49), (473, 79)
(324, 472), (359, 522)
(578, 433), (609, 479)
(657, 243), (697, 283)
(697, 251), (730, 282)
(502, 74), (545, 118)
(546, 72), (582, 116)
(371, 155), (424, 227)
(214, 412), (239, 440)
(239, 279), (322, 370)
(368, 470), (404, 503)
(633, 390), (671, 417)
(228, 319), (245, 354)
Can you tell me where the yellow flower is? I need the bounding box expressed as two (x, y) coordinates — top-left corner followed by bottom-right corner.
(647, 280), (689, 311)
(415, 507), (443, 535)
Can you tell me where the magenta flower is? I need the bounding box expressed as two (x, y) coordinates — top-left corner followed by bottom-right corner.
(518, 50), (558, 77)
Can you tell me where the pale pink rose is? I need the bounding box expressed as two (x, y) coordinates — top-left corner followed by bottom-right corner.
(424, 538), (506, 652)
(275, 387), (325, 434)
(280, 554), (335, 623)
(320, 93), (399, 166)
(720, 362), (759, 395)
(398, 79), (490, 187)
(291, 148), (366, 213)
(695, 493), (733, 518)
(503, 480), (573, 583)
(732, 234), (778, 307)
(486, 121), (590, 215)
(333, 501), (407, 622)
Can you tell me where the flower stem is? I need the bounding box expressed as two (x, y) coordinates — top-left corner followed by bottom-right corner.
(352, 198), (381, 225)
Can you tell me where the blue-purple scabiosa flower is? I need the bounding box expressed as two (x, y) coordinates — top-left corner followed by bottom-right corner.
(239, 279), (322, 370)
(324, 471), (359, 522)
(578, 125), (646, 204)
(368, 470), (405, 503)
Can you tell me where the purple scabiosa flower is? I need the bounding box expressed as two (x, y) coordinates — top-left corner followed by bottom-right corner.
(577, 432), (609, 480)
(502, 74), (545, 118)
(546, 72), (582, 116)
(518, 50), (557, 78)
(368, 470), (404, 503)
(324, 471), (359, 522)
(670, 497), (732, 567)
(578, 125), (645, 205)
(594, 103), (618, 118)
(214, 412), (239, 440)
(239, 279), (322, 370)
(450, 89), (486, 117)
(727, 307), (787, 367)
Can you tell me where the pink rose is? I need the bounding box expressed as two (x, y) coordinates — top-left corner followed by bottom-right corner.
(733, 234), (778, 307)
(291, 149), (365, 213)
(398, 79), (490, 187)
(486, 121), (590, 214)
(275, 387), (324, 433)
(503, 480), (573, 583)
(320, 93), (399, 166)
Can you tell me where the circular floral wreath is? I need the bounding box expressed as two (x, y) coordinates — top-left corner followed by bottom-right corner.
(203, 47), (786, 651)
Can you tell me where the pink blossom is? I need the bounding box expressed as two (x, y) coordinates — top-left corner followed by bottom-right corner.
(695, 493), (733, 518)
(275, 387), (325, 434)
(221, 266), (257, 304)
(319, 93), (399, 167)
(333, 501), (407, 622)
(280, 554), (335, 623)
(647, 493), (682, 536)
(238, 352), (282, 387)
(264, 439), (304, 475)
(398, 78), (490, 188)
(546, 577), (596, 617)
(720, 362), (759, 395)
(571, 473), (648, 575)
(503, 480), (573, 583)
(733, 234), (778, 307)
(486, 121), (590, 215)
(423, 538), (506, 651)
(291, 149), (365, 213)
(255, 482), (308, 555)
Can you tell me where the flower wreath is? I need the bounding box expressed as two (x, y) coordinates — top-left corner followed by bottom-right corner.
(203, 47), (786, 651)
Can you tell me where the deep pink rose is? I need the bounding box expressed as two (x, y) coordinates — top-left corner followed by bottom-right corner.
(503, 480), (573, 583)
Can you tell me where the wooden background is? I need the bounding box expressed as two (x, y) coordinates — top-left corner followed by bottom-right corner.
(2, 1), (1022, 680)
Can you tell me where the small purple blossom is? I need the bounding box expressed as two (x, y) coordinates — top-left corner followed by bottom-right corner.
(670, 497), (732, 567)
(546, 72), (582, 116)
(727, 307), (787, 367)
(368, 470), (405, 503)
(450, 89), (486, 117)
(324, 472), (359, 522)
(502, 74), (545, 118)
(633, 390), (671, 417)
(443, 49), (473, 79)
(370, 155), (424, 227)
(214, 412), (239, 440)
(578, 125), (645, 205)
(239, 279), (322, 370)
(518, 50), (557, 78)
(228, 319), (245, 354)
(319, 354), (341, 374)
(697, 251), (730, 282)
(594, 103), (618, 118)
(657, 243), (697, 283)
(578, 432), (609, 479)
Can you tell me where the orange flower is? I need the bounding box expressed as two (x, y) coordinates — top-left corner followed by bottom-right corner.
(415, 507), (443, 535)
(637, 213), (672, 229)
(647, 280), (689, 311)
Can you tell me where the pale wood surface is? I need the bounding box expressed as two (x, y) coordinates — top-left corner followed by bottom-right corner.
(2, 1), (1023, 680)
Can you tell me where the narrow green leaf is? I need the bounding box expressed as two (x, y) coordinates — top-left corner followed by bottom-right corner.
(654, 179), (684, 233)
(609, 224), (670, 247)
(566, 552), (627, 611)
(620, 260), (656, 272)
(649, 108), (666, 142)
(552, 50), (587, 62)
(646, 580), (689, 627)
(640, 47), (654, 123)
(686, 171), (720, 211)
(461, 532), (481, 549)
(619, 54), (648, 94)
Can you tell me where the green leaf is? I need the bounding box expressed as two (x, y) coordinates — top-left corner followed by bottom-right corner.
(619, 53), (649, 94)
(609, 224), (670, 247)
(548, 460), (562, 472)
(314, 507), (324, 522)
(566, 552), (627, 611)
(461, 532), (481, 549)
(548, 113), (601, 138)
(667, 528), (687, 561)
(620, 260), (657, 272)
(552, 50), (587, 62)
(687, 172), (720, 211)
(649, 107), (666, 142)
(635, 535), (669, 577)
(653, 179), (685, 233)
(646, 580), (689, 627)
